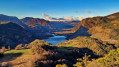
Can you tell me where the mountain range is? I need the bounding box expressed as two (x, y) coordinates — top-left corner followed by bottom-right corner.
(0, 14), (80, 48)
(1, 12), (119, 48)
(1, 12), (119, 67)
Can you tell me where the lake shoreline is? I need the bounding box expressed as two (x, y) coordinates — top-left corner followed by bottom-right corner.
(44, 35), (67, 45)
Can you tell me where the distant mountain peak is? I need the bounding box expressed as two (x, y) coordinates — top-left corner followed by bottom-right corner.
(21, 17), (48, 27)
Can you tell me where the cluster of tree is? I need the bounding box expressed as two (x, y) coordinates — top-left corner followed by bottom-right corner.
(96, 48), (119, 67)
(73, 53), (91, 67)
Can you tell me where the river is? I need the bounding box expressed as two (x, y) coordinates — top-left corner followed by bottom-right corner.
(44, 35), (67, 45)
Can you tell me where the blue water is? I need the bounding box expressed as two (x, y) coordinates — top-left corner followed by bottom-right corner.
(44, 35), (67, 45)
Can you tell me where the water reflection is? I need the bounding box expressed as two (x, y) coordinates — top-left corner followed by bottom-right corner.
(44, 35), (66, 45)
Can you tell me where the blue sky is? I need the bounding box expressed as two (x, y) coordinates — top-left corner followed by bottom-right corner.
(0, 0), (119, 20)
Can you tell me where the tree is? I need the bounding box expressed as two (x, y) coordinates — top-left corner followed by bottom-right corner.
(8, 45), (11, 50)
(73, 53), (90, 67)
(15, 44), (23, 50)
(97, 48), (119, 67)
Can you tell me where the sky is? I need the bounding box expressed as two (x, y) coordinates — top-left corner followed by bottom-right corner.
(0, 0), (119, 21)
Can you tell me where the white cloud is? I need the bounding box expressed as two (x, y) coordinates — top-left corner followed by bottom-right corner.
(41, 13), (52, 20)
(42, 13), (85, 21)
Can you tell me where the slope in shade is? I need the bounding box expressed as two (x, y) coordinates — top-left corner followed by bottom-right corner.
(0, 21), (35, 48)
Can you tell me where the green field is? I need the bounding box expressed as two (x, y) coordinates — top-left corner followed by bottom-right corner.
(4, 49), (30, 55)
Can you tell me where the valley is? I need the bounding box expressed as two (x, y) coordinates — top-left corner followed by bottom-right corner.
(0, 0), (119, 67)
(1, 12), (119, 67)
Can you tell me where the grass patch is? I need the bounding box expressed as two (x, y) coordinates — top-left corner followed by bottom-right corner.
(4, 49), (30, 55)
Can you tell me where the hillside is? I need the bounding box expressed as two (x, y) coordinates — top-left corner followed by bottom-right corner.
(58, 36), (114, 56)
(67, 17), (110, 39)
(21, 17), (50, 33)
(0, 21), (35, 48)
(106, 12), (119, 19)
(87, 12), (119, 44)
(0, 14), (28, 29)
(88, 23), (119, 44)
(21, 17), (49, 27)
(67, 12), (119, 41)
(0, 39), (88, 67)
(0, 37), (115, 67)
(87, 48), (119, 67)
(21, 17), (78, 36)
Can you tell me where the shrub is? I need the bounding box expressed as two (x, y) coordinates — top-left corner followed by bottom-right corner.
(15, 44), (23, 50)
(115, 41), (119, 47)
(28, 39), (51, 48)
(24, 44), (29, 49)
(1, 62), (10, 67)
(30, 45), (46, 55)
(1, 46), (6, 53)
(56, 64), (68, 67)
(73, 62), (84, 67)
(97, 48), (119, 67)
(8, 45), (11, 51)
(73, 54), (90, 67)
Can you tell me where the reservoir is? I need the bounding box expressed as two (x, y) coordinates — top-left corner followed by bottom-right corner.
(44, 35), (67, 45)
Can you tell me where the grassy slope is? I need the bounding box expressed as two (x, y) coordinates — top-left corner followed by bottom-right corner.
(4, 49), (30, 55)
(88, 22), (119, 44)
(0, 49), (36, 67)
(57, 36), (114, 56)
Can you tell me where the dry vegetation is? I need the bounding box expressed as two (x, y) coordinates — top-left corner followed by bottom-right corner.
(1, 12), (119, 67)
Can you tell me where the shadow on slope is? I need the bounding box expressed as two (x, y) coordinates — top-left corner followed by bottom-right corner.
(35, 46), (99, 67)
